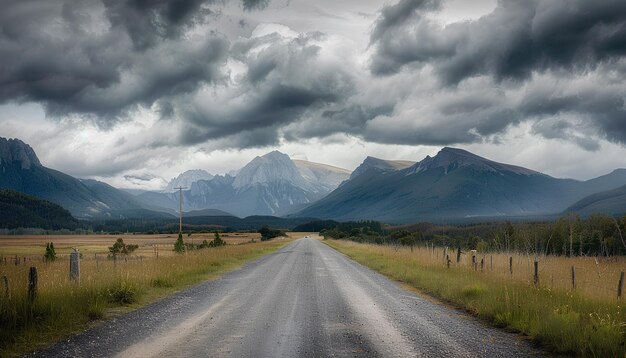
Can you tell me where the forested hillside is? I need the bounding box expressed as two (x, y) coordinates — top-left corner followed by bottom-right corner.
(0, 189), (79, 229)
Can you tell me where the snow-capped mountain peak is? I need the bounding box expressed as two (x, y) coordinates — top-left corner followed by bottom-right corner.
(164, 169), (213, 192)
(232, 151), (310, 189)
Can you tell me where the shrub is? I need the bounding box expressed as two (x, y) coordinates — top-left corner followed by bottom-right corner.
(259, 226), (285, 241)
(173, 233), (185, 253)
(209, 231), (226, 247)
(109, 238), (138, 255)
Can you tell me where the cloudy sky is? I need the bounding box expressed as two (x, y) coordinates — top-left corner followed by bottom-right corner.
(1, 0), (625, 190)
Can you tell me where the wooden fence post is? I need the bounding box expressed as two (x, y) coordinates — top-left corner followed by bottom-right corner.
(618, 272), (624, 299)
(594, 257), (601, 278)
(28, 267), (37, 301)
(14, 255), (19, 266)
(446, 255), (450, 269)
(490, 255), (493, 271)
(480, 258), (484, 271)
(70, 249), (80, 282)
(456, 246), (461, 263)
(2, 275), (9, 299)
(571, 266), (576, 290)
(533, 260), (539, 287)
(509, 257), (513, 275)
(472, 255), (476, 271)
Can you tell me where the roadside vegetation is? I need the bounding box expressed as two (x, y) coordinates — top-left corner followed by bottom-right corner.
(0, 236), (291, 357)
(324, 230), (626, 356)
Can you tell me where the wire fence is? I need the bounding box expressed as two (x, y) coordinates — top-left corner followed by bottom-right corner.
(393, 244), (626, 301)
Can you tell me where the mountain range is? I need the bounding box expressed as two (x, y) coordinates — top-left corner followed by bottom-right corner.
(296, 147), (626, 223)
(134, 151), (351, 217)
(1, 136), (625, 225)
(0, 138), (167, 219)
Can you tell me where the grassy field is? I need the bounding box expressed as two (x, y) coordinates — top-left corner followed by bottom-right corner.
(325, 239), (626, 357)
(0, 233), (305, 357)
(0, 232), (261, 259)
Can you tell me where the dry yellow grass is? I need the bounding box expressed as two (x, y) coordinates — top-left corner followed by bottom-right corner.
(358, 243), (626, 301)
(0, 232), (261, 258)
(325, 239), (626, 356)
(0, 233), (306, 356)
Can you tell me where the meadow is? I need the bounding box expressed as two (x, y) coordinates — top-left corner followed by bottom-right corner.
(325, 239), (626, 357)
(0, 233), (301, 357)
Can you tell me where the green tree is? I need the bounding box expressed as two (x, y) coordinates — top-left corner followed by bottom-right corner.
(174, 232), (185, 253)
(209, 231), (226, 247)
(109, 238), (139, 255)
(44, 242), (57, 262)
(258, 226), (285, 241)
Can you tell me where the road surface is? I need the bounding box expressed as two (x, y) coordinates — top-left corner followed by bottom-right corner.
(31, 238), (541, 357)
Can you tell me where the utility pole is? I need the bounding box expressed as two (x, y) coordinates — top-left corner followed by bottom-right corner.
(175, 187), (187, 233)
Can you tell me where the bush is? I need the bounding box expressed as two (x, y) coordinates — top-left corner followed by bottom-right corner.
(209, 231), (226, 247)
(108, 238), (138, 255)
(259, 226), (285, 241)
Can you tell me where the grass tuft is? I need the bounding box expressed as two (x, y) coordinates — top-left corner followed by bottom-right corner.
(461, 284), (484, 298)
(107, 282), (138, 305)
(150, 277), (174, 288)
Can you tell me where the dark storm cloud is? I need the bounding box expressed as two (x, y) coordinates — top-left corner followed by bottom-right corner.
(102, 0), (216, 50)
(242, 0), (270, 11)
(364, 102), (521, 146)
(282, 103), (396, 141)
(362, 0), (626, 149)
(521, 84), (626, 146)
(2, 0), (625, 157)
(369, 0), (626, 82)
(0, 0), (228, 124)
(531, 119), (600, 151)
(176, 32), (357, 148)
(124, 173), (158, 182)
(370, 0), (441, 43)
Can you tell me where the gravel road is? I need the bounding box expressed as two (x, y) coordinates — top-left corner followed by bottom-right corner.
(30, 237), (542, 357)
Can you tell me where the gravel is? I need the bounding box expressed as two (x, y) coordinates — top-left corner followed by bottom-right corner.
(28, 238), (543, 357)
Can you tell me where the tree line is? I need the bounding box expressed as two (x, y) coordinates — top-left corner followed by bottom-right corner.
(317, 214), (626, 256)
